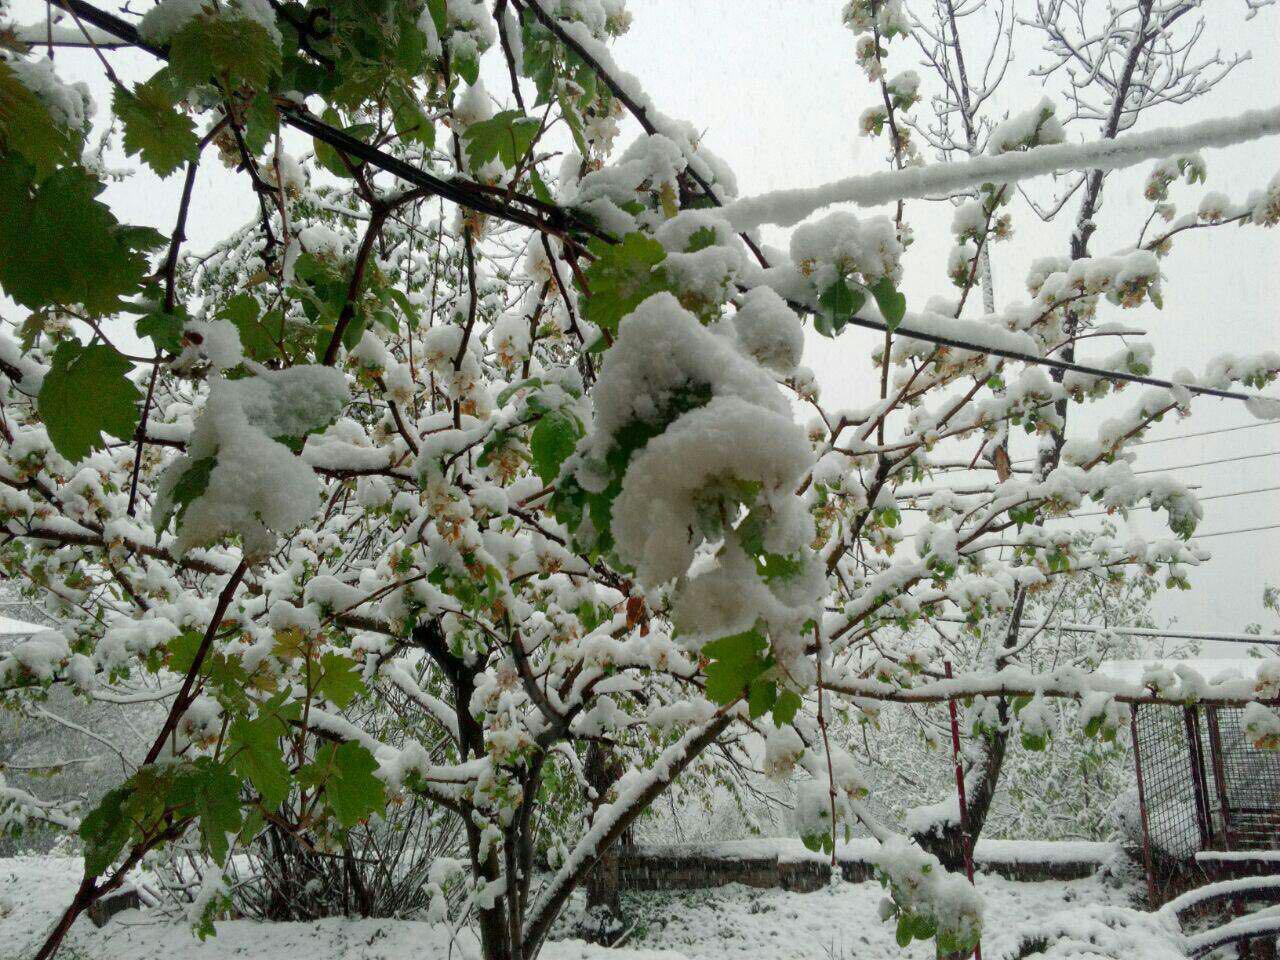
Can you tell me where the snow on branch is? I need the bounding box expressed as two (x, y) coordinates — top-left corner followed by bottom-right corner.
(725, 105), (1280, 229)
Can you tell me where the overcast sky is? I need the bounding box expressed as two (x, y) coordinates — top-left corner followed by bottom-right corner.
(7, 0), (1280, 645)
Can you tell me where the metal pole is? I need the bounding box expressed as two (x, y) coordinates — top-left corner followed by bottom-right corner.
(1130, 708), (1159, 908)
(944, 661), (982, 960)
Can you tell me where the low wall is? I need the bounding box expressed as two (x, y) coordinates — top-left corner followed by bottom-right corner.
(618, 838), (1118, 894)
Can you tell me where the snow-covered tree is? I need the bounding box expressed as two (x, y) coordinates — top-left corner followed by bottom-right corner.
(1, 2), (1279, 959)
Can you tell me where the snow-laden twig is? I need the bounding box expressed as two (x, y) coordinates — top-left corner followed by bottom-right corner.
(724, 104), (1280, 229)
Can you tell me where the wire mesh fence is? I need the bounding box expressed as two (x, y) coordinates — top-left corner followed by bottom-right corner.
(1135, 704), (1207, 860)
(1209, 706), (1280, 850)
(1135, 703), (1280, 858)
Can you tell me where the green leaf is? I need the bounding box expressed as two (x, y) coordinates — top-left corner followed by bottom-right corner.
(454, 53), (480, 86)
(815, 277), (866, 338)
(528, 168), (553, 204)
(301, 741), (386, 828)
(156, 455), (217, 533)
(497, 377), (543, 408)
(869, 276), (907, 330)
(79, 786), (132, 875)
(0, 162), (164, 314)
(219, 294), (279, 361)
(703, 629), (772, 705)
(168, 16), (281, 92)
(38, 342), (141, 462)
(685, 226), (719, 253)
(169, 760), (243, 865)
(747, 678), (777, 719)
(530, 410), (581, 484)
(581, 233), (671, 334)
(462, 110), (542, 172)
(896, 915), (914, 948)
(1021, 731), (1049, 752)
(772, 690), (802, 726)
(0, 61), (82, 178)
(312, 651), (364, 708)
(229, 713), (291, 809)
(313, 110), (376, 179)
(114, 81), (199, 178)
(137, 309), (187, 353)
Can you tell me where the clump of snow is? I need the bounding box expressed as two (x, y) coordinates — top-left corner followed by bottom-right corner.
(789, 210), (902, 293)
(6, 56), (94, 135)
(0, 630), (70, 683)
(612, 396), (812, 586)
(139, 0), (283, 47)
(988, 98), (1064, 155)
(153, 365), (348, 558)
(731, 286), (804, 375)
(173, 319), (244, 373)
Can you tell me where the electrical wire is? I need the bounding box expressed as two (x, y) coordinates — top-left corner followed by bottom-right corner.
(1191, 523), (1280, 539)
(1132, 450), (1280, 474)
(1132, 421), (1277, 446)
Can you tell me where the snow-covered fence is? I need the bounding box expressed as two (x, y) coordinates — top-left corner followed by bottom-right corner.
(617, 839), (1117, 893)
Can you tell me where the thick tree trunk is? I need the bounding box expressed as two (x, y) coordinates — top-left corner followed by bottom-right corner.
(578, 741), (626, 944)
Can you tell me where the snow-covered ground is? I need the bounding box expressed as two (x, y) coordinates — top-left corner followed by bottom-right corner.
(0, 852), (1179, 960)
(613, 869), (1150, 959)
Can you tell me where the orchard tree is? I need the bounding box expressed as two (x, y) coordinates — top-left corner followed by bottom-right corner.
(2, 2), (1280, 960)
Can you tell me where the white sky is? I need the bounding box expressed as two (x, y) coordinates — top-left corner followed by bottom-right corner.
(6, 0), (1280, 643)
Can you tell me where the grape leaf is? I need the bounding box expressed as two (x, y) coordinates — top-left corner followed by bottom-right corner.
(229, 713), (291, 809)
(114, 80), (199, 178)
(312, 651), (364, 708)
(301, 741), (386, 828)
(137, 309), (187, 353)
(0, 61), (81, 177)
(168, 759), (243, 865)
(168, 16), (281, 92)
(38, 342), (141, 462)
(78, 785), (132, 875)
(462, 110), (542, 171)
(0, 162), (165, 314)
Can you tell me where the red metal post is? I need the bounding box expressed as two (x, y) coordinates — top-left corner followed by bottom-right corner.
(944, 661), (982, 960)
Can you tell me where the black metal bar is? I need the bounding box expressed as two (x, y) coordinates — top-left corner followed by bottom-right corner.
(1205, 707), (1234, 851)
(1184, 706), (1213, 850)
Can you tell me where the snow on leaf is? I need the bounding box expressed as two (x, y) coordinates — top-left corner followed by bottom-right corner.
(0, 60), (82, 178)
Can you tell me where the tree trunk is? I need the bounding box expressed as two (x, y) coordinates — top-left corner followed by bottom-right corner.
(578, 741), (625, 944)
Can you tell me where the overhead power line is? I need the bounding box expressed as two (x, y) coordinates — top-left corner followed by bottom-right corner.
(1133, 421), (1278, 446)
(43, 0), (1280, 416)
(1191, 523), (1280, 540)
(1132, 450), (1280, 474)
(935, 615), (1280, 647)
